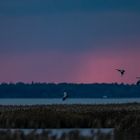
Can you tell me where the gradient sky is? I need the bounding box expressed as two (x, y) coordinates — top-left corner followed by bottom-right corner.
(0, 0), (140, 84)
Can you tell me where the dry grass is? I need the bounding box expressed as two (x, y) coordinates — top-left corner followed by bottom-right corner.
(0, 103), (140, 130)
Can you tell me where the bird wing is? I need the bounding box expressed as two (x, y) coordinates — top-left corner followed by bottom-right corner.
(116, 69), (121, 72)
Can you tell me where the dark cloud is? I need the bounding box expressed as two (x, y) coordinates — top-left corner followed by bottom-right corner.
(0, 0), (140, 54)
(0, 12), (140, 53)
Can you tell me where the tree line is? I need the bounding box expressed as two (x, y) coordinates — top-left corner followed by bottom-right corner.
(0, 82), (140, 98)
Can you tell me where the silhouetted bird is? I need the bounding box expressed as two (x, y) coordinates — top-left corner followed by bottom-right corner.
(116, 69), (125, 76)
(62, 92), (68, 101)
(136, 77), (140, 85)
(136, 80), (140, 85)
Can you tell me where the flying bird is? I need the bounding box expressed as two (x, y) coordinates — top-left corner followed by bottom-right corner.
(62, 92), (68, 101)
(136, 77), (140, 85)
(116, 69), (125, 76)
(136, 80), (140, 85)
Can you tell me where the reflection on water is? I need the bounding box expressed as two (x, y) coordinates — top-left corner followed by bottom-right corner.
(0, 128), (140, 140)
(0, 98), (140, 105)
(0, 129), (114, 140)
(0, 128), (113, 135)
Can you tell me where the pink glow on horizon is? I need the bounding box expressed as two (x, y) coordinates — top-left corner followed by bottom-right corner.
(0, 50), (84, 83)
(0, 47), (140, 84)
(75, 48), (140, 84)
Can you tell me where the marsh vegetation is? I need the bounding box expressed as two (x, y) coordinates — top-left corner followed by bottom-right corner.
(0, 104), (140, 139)
(0, 104), (140, 129)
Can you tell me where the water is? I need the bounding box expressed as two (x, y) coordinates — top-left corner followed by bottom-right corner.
(0, 128), (114, 138)
(0, 98), (140, 105)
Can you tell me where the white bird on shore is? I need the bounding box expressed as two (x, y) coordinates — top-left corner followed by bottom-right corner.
(62, 92), (68, 101)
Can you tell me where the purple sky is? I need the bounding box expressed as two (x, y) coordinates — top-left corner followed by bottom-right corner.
(0, 0), (140, 84)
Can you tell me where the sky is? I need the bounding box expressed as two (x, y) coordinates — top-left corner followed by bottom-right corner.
(0, 0), (140, 84)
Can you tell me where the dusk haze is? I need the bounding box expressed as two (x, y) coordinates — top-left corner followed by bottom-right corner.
(0, 0), (140, 84)
(1, 1), (140, 138)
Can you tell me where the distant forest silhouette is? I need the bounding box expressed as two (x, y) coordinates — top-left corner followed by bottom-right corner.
(0, 82), (140, 98)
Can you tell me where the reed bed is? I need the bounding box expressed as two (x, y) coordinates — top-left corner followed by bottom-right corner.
(0, 103), (140, 130)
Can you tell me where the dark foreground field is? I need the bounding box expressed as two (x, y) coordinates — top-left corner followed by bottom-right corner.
(0, 103), (140, 136)
(0, 103), (140, 129)
(0, 104), (140, 139)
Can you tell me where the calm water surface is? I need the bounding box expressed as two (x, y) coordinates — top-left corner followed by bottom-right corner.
(0, 98), (140, 105)
(0, 128), (113, 136)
